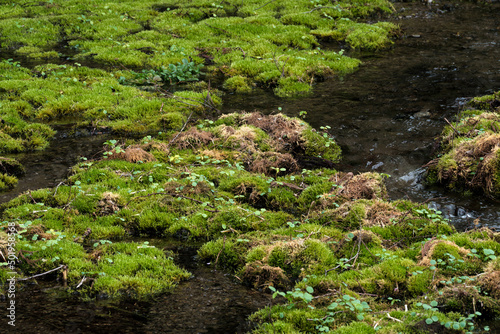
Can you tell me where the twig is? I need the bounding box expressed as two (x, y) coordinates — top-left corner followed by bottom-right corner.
(0, 249), (6, 262)
(373, 315), (386, 329)
(76, 275), (87, 289)
(273, 54), (290, 78)
(444, 118), (460, 136)
(18, 265), (66, 281)
(214, 235), (226, 270)
(205, 23), (232, 36)
(234, 47), (246, 58)
(166, 109), (195, 148)
(124, 191), (217, 211)
(160, 89), (219, 111)
(305, 6), (338, 13)
(386, 313), (402, 323)
(254, 0), (277, 11)
(28, 191), (37, 204)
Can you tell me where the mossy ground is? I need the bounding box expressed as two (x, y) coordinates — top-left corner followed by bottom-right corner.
(0, 0), (399, 154)
(1, 1), (498, 332)
(1, 111), (498, 331)
(425, 91), (500, 199)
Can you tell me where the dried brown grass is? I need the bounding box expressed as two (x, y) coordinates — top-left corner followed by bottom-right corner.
(478, 271), (500, 299)
(418, 239), (470, 266)
(24, 225), (55, 240)
(243, 113), (305, 151)
(241, 262), (291, 290)
(249, 152), (299, 176)
(365, 201), (402, 227)
(171, 127), (215, 149)
(97, 192), (120, 215)
(337, 173), (386, 200)
(451, 133), (500, 194)
(111, 147), (156, 163)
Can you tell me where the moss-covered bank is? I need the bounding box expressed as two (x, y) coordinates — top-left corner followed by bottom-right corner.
(426, 91), (500, 199)
(1, 111), (499, 332)
(0, 0), (399, 156)
(0, 0), (397, 97)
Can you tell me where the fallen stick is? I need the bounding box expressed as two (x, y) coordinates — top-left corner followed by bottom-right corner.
(18, 265), (66, 281)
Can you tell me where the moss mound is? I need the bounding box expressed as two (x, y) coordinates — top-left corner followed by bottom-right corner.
(426, 91), (500, 198)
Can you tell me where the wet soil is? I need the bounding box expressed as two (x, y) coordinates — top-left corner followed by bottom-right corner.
(144, 245), (270, 334)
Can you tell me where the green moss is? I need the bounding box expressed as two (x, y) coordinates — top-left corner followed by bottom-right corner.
(0, 173), (18, 191)
(425, 91), (500, 198)
(246, 245), (268, 263)
(198, 238), (247, 270)
(344, 21), (397, 50)
(223, 75), (252, 93)
(407, 269), (433, 296)
(301, 127), (342, 162)
(90, 242), (191, 299)
(334, 322), (376, 334)
(274, 77), (313, 98)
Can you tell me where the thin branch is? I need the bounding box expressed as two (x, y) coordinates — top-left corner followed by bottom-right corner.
(214, 235), (226, 269)
(254, 0), (277, 11)
(444, 118), (460, 136)
(386, 313), (403, 323)
(167, 109), (195, 148)
(305, 6), (338, 13)
(18, 265), (66, 281)
(76, 275), (87, 289)
(205, 23), (232, 36)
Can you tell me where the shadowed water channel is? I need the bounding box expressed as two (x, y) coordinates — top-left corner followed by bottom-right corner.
(1, 1), (500, 333)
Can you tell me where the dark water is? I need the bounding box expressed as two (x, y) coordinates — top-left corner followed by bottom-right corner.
(1, 1), (500, 333)
(3, 242), (270, 334)
(0, 126), (109, 204)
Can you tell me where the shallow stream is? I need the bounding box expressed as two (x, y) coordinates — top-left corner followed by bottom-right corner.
(1, 1), (500, 332)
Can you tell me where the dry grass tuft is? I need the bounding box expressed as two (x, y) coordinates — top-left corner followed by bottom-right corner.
(478, 271), (500, 299)
(97, 192), (121, 215)
(418, 239), (470, 266)
(365, 201), (402, 227)
(448, 133), (500, 194)
(249, 152), (299, 176)
(241, 262), (291, 290)
(24, 224), (55, 240)
(171, 127), (215, 149)
(243, 112), (304, 150)
(110, 147), (156, 163)
(337, 173), (386, 200)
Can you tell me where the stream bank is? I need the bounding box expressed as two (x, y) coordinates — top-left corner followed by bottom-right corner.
(0, 0), (499, 333)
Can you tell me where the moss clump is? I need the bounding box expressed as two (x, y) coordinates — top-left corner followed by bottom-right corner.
(223, 75), (253, 93)
(0, 173), (17, 191)
(426, 91), (500, 198)
(0, 157), (24, 176)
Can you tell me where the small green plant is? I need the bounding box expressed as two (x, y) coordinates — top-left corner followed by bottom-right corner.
(269, 285), (315, 309)
(315, 294), (372, 331)
(122, 58), (203, 86)
(319, 126), (336, 148)
(93, 239), (112, 247)
(103, 140), (124, 158)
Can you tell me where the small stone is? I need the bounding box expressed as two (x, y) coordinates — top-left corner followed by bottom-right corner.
(414, 110), (431, 118)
